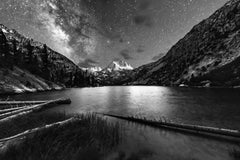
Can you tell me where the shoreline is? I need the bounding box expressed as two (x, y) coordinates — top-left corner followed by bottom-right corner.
(0, 87), (65, 96)
(1, 85), (240, 96)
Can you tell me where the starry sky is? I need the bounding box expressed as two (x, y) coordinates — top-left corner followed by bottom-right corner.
(0, 0), (229, 68)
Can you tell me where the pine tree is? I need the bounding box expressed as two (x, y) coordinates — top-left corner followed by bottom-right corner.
(0, 30), (9, 67)
(12, 39), (19, 65)
(25, 39), (33, 64)
(42, 44), (49, 79)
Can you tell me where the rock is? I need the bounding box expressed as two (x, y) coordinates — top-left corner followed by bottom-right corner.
(179, 84), (188, 87)
(201, 80), (212, 88)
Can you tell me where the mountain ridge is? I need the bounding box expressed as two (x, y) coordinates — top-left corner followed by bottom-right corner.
(103, 60), (133, 72)
(128, 0), (240, 87)
(94, 60), (133, 86)
(0, 24), (95, 93)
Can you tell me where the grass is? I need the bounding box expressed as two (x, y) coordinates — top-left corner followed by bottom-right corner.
(230, 145), (240, 160)
(0, 113), (121, 160)
(0, 112), (68, 139)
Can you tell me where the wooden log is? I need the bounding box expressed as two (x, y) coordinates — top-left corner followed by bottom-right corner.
(0, 98), (71, 123)
(0, 117), (77, 144)
(99, 113), (240, 141)
(0, 101), (46, 106)
(0, 106), (31, 114)
(0, 99), (71, 106)
(0, 98), (70, 120)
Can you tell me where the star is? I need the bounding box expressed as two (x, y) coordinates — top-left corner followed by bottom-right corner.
(107, 40), (111, 44)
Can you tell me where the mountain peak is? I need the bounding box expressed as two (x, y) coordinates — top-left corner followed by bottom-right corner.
(87, 66), (103, 73)
(0, 24), (10, 33)
(104, 60), (133, 72)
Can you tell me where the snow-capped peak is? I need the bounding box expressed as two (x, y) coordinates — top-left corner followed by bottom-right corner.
(81, 66), (102, 73)
(2, 28), (8, 33)
(88, 66), (102, 72)
(104, 60), (133, 72)
(0, 24), (9, 33)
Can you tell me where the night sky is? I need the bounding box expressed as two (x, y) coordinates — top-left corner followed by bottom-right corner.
(0, 0), (229, 68)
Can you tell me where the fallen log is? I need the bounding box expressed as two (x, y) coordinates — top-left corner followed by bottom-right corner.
(0, 106), (31, 114)
(0, 98), (71, 123)
(0, 117), (77, 144)
(99, 113), (240, 142)
(0, 101), (46, 106)
(0, 99), (71, 106)
(0, 98), (70, 120)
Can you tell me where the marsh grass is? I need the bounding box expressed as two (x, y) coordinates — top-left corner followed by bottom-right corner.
(0, 112), (68, 139)
(0, 113), (121, 160)
(230, 145), (240, 160)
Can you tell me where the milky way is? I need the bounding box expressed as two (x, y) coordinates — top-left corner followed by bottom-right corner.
(0, 0), (229, 68)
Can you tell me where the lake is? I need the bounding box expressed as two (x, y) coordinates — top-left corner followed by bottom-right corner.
(2, 86), (240, 160)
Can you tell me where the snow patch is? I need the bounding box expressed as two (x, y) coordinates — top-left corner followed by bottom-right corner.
(104, 60), (133, 72)
(87, 67), (102, 73)
(1, 28), (8, 33)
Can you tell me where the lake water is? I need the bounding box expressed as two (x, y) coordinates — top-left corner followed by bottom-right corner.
(2, 86), (240, 160)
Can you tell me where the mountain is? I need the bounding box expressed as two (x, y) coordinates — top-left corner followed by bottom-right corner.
(129, 0), (240, 87)
(95, 60), (133, 85)
(84, 66), (102, 73)
(0, 24), (95, 94)
(103, 60), (133, 72)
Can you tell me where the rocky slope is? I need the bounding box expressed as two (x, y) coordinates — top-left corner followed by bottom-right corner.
(0, 24), (95, 93)
(0, 67), (63, 94)
(130, 0), (240, 87)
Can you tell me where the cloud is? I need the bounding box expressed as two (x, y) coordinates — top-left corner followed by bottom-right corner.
(138, 1), (152, 10)
(136, 45), (145, 53)
(119, 49), (133, 60)
(152, 53), (165, 61)
(90, 25), (121, 41)
(113, 57), (122, 61)
(78, 58), (99, 68)
(133, 15), (153, 27)
(119, 38), (124, 43)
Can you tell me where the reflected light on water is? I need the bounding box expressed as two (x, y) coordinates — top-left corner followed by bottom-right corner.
(127, 86), (172, 117)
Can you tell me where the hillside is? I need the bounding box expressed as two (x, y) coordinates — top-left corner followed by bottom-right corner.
(0, 24), (94, 94)
(0, 67), (63, 94)
(130, 0), (240, 87)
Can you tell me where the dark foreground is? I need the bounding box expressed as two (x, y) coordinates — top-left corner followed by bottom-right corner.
(1, 88), (240, 160)
(0, 112), (121, 160)
(0, 111), (239, 160)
